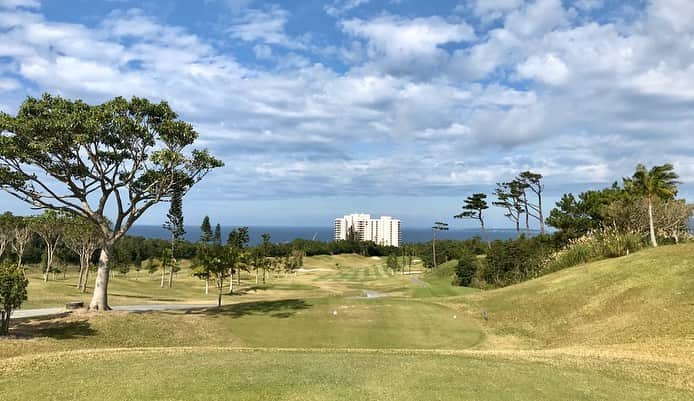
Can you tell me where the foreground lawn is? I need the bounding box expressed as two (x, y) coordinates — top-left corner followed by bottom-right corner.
(4, 246), (694, 399)
(2, 348), (690, 401)
(1, 296), (483, 359)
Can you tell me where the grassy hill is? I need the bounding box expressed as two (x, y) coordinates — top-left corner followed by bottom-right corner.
(459, 243), (694, 349)
(2, 246), (693, 400)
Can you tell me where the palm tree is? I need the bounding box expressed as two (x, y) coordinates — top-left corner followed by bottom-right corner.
(624, 164), (680, 247)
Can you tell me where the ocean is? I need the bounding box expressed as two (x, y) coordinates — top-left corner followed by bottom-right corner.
(128, 225), (533, 246)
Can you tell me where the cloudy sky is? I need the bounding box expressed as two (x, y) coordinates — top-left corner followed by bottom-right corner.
(1, 0), (693, 228)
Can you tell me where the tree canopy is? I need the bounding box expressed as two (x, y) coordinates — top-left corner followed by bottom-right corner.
(0, 94), (223, 310)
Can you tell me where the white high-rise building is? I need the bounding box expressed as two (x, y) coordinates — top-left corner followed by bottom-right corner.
(334, 214), (401, 247)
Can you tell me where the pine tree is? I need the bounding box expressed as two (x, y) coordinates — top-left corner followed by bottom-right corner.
(163, 185), (185, 288)
(200, 216), (213, 244)
(454, 193), (490, 247)
(214, 223), (222, 245)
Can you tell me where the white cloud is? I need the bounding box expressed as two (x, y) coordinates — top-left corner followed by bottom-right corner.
(228, 5), (306, 49)
(253, 44), (272, 59)
(325, 0), (371, 17)
(517, 54), (570, 85)
(341, 15), (475, 76)
(2, 0), (694, 210)
(469, 0), (523, 22)
(342, 15), (474, 55)
(648, 0), (694, 33)
(0, 0), (39, 9)
(0, 77), (20, 91)
(504, 0), (567, 37)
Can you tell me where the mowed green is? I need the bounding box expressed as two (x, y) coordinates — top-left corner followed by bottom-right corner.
(2, 247), (694, 400)
(3, 348), (691, 401)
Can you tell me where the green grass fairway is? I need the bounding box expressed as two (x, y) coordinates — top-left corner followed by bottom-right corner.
(3, 247), (694, 399)
(2, 349), (691, 401)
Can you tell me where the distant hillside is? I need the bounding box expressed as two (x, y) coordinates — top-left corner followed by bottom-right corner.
(462, 244), (694, 349)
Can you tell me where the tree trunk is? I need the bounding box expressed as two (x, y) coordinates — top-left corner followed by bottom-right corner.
(89, 246), (112, 311)
(81, 266), (90, 293)
(160, 265), (166, 288)
(43, 245), (54, 282)
(538, 193), (545, 235)
(217, 279), (223, 307)
(255, 269), (258, 284)
(205, 278), (209, 295)
(648, 197), (658, 247)
(168, 263), (174, 288)
(480, 217), (490, 248)
(432, 234), (437, 269)
(77, 259), (85, 289)
(0, 310), (10, 335)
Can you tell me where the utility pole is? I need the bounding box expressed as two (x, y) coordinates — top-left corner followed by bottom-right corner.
(432, 221), (448, 269)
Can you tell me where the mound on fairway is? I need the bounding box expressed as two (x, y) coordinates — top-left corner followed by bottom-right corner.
(463, 243), (694, 349)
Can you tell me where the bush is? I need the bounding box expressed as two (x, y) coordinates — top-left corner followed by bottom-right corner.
(0, 263), (29, 335)
(542, 228), (645, 274)
(483, 236), (554, 287)
(455, 252), (478, 287)
(596, 229), (643, 258)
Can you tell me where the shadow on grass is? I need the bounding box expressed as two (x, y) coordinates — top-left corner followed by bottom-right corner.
(109, 293), (153, 300)
(171, 299), (311, 319)
(11, 315), (97, 339)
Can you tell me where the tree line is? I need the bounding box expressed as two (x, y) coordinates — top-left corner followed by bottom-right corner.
(451, 163), (690, 288)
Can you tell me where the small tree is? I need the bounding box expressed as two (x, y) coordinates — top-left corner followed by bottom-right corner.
(518, 171), (545, 235)
(455, 193), (490, 247)
(623, 164), (680, 247)
(0, 262), (28, 335)
(193, 244), (230, 307)
(260, 233), (271, 284)
(29, 211), (64, 282)
(0, 212), (15, 260)
(455, 252), (478, 287)
(163, 184), (185, 288)
(200, 216), (213, 244)
(63, 216), (101, 293)
(159, 248), (173, 288)
(214, 224), (222, 245)
(227, 227), (250, 288)
(11, 218), (32, 271)
(387, 252), (400, 272)
(494, 182), (524, 237)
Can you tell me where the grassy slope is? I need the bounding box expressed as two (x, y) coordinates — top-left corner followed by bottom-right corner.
(2, 247), (694, 399)
(459, 243), (694, 349)
(412, 260), (480, 298)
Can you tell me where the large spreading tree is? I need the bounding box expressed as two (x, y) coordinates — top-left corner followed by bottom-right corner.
(0, 94), (223, 310)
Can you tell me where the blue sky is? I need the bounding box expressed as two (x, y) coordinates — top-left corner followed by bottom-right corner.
(1, 0), (693, 228)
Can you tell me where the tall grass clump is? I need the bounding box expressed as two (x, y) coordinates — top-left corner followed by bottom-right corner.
(542, 228), (644, 274)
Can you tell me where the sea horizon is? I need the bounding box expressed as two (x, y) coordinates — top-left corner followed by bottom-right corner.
(128, 224), (541, 246)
